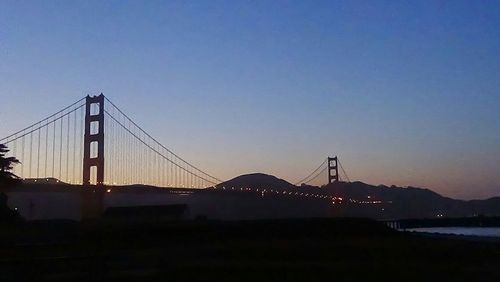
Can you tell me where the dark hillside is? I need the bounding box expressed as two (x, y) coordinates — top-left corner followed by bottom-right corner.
(216, 173), (295, 190)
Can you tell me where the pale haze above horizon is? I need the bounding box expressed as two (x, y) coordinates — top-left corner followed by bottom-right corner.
(1, 1), (499, 199)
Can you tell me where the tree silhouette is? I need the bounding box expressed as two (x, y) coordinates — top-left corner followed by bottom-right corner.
(0, 144), (20, 189)
(0, 144), (22, 223)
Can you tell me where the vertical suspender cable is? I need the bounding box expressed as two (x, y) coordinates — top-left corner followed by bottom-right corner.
(127, 123), (130, 185)
(12, 136), (17, 176)
(73, 110), (76, 184)
(52, 122), (56, 177)
(130, 129), (133, 184)
(155, 147), (158, 186)
(45, 120), (48, 177)
(160, 151), (163, 187)
(146, 142), (150, 185)
(66, 114), (70, 183)
(59, 117), (63, 181)
(132, 126), (135, 185)
(29, 132), (32, 178)
(21, 131), (24, 177)
(37, 127), (41, 178)
(121, 117), (124, 184)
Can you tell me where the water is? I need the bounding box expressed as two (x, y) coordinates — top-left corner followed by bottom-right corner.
(407, 227), (500, 237)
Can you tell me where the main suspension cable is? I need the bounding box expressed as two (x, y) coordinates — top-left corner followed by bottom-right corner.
(104, 97), (222, 183)
(104, 110), (219, 186)
(0, 97), (85, 143)
(293, 158), (327, 185)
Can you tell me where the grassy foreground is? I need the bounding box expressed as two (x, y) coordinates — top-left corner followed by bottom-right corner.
(1, 218), (500, 281)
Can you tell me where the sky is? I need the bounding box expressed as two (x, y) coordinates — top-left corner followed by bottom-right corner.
(1, 0), (499, 199)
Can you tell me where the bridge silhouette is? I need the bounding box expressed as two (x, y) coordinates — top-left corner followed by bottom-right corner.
(1, 94), (350, 190)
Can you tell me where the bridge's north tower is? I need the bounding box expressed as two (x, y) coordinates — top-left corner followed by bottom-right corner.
(328, 156), (339, 184)
(82, 94), (105, 185)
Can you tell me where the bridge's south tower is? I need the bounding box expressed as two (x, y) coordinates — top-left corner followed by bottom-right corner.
(82, 94), (105, 185)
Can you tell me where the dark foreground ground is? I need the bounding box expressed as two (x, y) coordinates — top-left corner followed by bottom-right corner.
(1, 218), (500, 282)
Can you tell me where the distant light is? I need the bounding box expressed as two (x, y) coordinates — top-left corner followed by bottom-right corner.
(106, 189), (111, 193)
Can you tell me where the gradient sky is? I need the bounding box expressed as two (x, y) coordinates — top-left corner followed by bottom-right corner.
(1, 1), (499, 199)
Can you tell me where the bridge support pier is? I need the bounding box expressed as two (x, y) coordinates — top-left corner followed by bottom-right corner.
(81, 94), (106, 219)
(81, 189), (105, 219)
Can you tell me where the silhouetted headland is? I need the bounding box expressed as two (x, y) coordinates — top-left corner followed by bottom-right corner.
(5, 173), (500, 221)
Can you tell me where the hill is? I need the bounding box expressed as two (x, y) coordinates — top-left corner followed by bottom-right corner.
(216, 173), (295, 190)
(217, 173), (500, 218)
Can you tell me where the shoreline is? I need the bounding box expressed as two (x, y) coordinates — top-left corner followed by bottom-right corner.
(404, 229), (500, 243)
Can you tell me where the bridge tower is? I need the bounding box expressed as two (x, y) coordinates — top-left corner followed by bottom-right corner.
(82, 94), (105, 185)
(328, 156), (339, 184)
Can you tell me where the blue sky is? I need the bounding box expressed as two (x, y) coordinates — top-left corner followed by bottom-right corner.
(1, 0), (499, 199)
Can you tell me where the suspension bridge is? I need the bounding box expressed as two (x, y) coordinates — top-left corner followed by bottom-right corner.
(1, 94), (350, 190)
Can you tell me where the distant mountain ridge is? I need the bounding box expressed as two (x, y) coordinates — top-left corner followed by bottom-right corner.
(217, 173), (500, 218)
